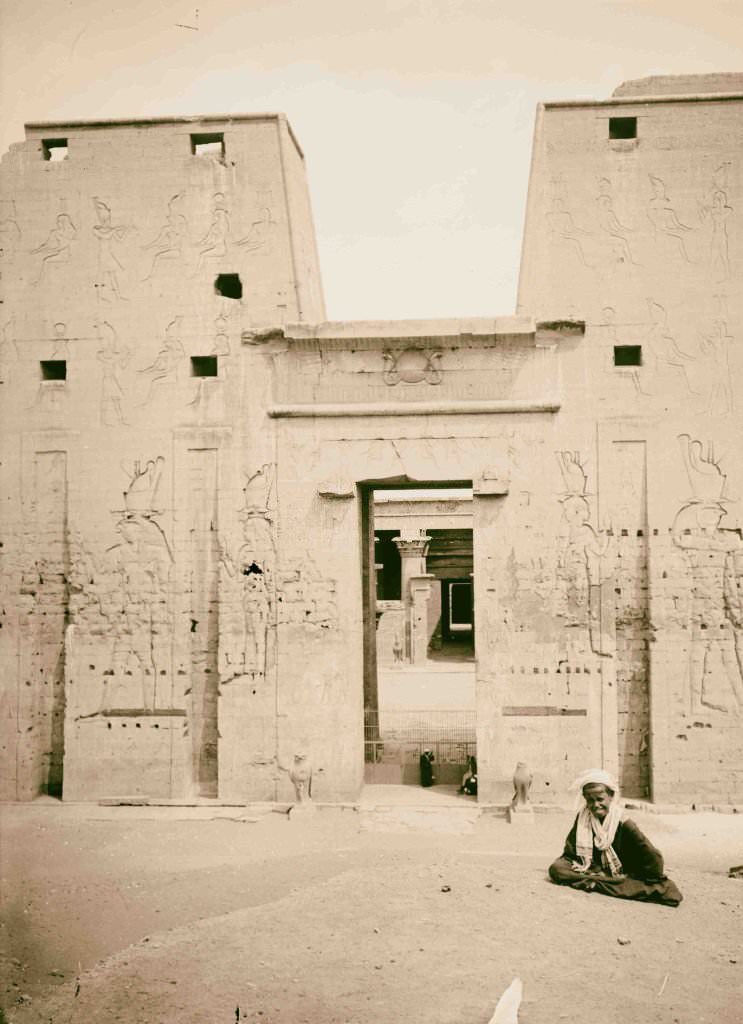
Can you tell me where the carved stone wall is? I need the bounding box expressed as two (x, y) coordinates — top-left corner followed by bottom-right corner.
(606, 441), (650, 800)
(185, 448), (220, 797)
(1, 85), (741, 804)
(18, 450), (69, 798)
(519, 85), (743, 803)
(0, 115), (322, 800)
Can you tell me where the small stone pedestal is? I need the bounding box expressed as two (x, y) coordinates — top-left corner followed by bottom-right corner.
(289, 801), (317, 820)
(507, 761), (534, 824)
(506, 804), (534, 825)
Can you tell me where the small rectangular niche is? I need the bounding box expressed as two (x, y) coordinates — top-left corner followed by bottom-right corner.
(42, 138), (68, 161)
(214, 273), (242, 299)
(609, 117), (637, 140)
(191, 356), (219, 378)
(191, 132), (225, 158)
(40, 359), (67, 380)
(614, 345), (642, 367)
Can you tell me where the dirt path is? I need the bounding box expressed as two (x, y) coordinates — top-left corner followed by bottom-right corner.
(1, 801), (742, 1023)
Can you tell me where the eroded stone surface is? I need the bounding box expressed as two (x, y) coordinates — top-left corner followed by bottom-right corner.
(1, 80), (741, 805)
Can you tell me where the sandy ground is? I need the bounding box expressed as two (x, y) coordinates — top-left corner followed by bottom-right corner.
(1, 792), (742, 1024)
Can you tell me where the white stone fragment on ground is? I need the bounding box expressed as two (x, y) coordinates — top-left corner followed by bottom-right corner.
(487, 976), (522, 1024)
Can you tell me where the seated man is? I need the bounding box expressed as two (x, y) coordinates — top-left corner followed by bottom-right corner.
(459, 755), (478, 796)
(548, 769), (682, 907)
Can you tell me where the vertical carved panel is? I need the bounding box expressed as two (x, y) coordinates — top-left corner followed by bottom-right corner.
(23, 451), (68, 796)
(609, 441), (650, 798)
(187, 449), (219, 796)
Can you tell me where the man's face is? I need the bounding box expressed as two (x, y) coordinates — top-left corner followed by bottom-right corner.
(583, 784), (612, 821)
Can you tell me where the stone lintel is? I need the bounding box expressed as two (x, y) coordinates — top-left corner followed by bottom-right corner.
(99, 708), (187, 717)
(501, 706), (587, 717)
(268, 399), (561, 418)
(281, 317), (535, 342)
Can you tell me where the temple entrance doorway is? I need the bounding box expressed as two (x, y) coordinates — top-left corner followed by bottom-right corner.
(362, 484), (477, 792)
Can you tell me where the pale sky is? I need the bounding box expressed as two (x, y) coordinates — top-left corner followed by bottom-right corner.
(1, 0), (741, 320)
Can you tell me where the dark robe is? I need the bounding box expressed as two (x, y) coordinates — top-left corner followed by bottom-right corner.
(419, 751), (435, 787)
(549, 816), (682, 906)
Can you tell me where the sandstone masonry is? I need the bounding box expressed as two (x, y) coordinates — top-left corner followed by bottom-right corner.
(1, 78), (741, 805)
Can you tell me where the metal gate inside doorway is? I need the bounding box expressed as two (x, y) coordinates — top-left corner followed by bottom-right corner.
(364, 708), (476, 785)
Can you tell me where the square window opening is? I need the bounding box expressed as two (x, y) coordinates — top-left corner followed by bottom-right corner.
(214, 273), (242, 299)
(614, 345), (642, 367)
(609, 117), (637, 140)
(41, 360), (67, 380)
(191, 132), (225, 158)
(191, 356), (219, 378)
(42, 139), (68, 161)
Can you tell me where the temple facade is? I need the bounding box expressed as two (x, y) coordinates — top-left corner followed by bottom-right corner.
(1, 76), (741, 806)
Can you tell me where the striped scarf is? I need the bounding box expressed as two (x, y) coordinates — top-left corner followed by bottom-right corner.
(573, 802), (624, 876)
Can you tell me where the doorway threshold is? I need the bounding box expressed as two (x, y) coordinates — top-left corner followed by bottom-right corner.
(359, 784), (476, 807)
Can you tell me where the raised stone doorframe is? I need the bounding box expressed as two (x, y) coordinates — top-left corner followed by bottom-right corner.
(270, 317), (599, 807)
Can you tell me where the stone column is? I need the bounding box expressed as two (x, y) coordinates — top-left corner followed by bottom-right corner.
(409, 573), (434, 664)
(393, 533), (432, 664)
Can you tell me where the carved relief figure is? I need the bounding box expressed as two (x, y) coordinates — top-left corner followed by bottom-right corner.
(383, 348), (442, 385)
(142, 192), (188, 279)
(101, 458), (173, 712)
(641, 300), (696, 396)
(195, 192), (230, 273)
(726, 547), (743, 687)
(139, 318), (185, 404)
(236, 190), (276, 252)
(50, 322), (70, 359)
(546, 196), (591, 266)
(219, 549), (270, 682)
(698, 162), (732, 282)
(647, 175), (692, 262)
(31, 213), (77, 283)
(92, 198), (130, 300)
(601, 306), (641, 392)
(0, 317), (13, 384)
(0, 200), (21, 261)
(219, 465), (276, 681)
(672, 435), (743, 715)
(595, 178), (636, 265)
(695, 319), (734, 416)
(96, 320), (131, 425)
(236, 464), (276, 675)
(700, 189), (733, 282)
(241, 567), (269, 677)
(556, 451), (613, 655)
(212, 313), (231, 356)
(243, 462), (276, 518)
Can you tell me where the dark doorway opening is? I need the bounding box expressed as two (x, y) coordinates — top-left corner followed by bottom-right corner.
(362, 483), (476, 790)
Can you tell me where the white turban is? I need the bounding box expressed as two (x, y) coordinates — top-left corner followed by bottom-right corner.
(570, 769), (621, 816)
(570, 768), (619, 796)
